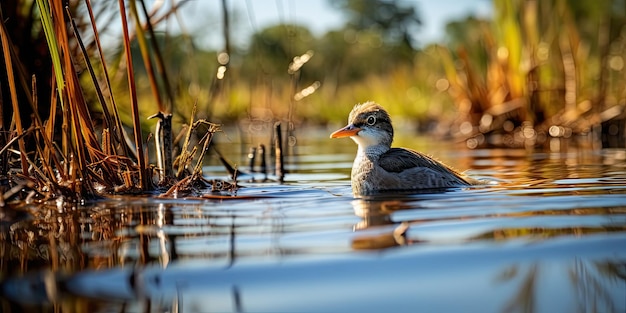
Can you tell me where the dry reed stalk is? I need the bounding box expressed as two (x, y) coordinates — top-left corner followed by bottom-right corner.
(19, 144), (55, 193)
(161, 114), (173, 181)
(84, 0), (133, 158)
(157, 104), (222, 197)
(43, 0), (88, 195)
(129, 0), (165, 113)
(118, 0), (148, 190)
(191, 121), (221, 175)
(138, 0), (176, 110)
(174, 104), (197, 178)
(42, 70), (66, 181)
(68, 7), (116, 156)
(32, 106), (57, 186)
(138, 0), (175, 183)
(130, 0), (177, 184)
(0, 20), (29, 175)
(274, 122), (284, 182)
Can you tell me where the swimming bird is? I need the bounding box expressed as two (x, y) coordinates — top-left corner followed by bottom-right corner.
(330, 101), (479, 196)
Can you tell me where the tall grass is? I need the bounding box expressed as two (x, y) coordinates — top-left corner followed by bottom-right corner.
(440, 0), (626, 148)
(0, 0), (219, 203)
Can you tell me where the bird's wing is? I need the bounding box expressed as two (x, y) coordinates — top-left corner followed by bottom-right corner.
(379, 148), (469, 181)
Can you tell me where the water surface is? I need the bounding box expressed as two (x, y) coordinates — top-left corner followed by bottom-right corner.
(1, 129), (626, 312)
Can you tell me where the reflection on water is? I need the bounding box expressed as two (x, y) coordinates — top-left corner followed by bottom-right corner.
(1, 132), (626, 312)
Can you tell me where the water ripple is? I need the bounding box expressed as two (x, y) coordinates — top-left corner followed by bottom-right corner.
(2, 136), (626, 312)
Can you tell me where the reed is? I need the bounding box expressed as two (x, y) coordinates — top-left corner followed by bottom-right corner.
(440, 0), (625, 148)
(0, 0), (221, 203)
(152, 102), (226, 198)
(0, 20), (29, 175)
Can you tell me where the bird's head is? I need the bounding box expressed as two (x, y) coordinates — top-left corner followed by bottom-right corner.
(330, 101), (394, 150)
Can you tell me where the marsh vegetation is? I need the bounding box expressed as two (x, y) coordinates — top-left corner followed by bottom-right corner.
(1, 2), (626, 311)
(1, 0), (625, 201)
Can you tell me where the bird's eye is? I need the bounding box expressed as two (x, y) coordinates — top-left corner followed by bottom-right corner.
(366, 115), (376, 126)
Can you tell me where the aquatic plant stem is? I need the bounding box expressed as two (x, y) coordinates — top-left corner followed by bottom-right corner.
(129, 0), (164, 113)
(274, 122), (284, 183)
(67, 7), (116, 156)
(138, 0), (175, 111)
(119, 0), (148, 190)
(191, 121), (220, 175)
(84, 0), (133, 159)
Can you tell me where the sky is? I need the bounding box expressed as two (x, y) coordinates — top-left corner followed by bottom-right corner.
(170, 0), (492, 50)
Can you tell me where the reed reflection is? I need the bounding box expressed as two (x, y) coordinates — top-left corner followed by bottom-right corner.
(497, 259), (626, 313)
(89, 201), (176, 268)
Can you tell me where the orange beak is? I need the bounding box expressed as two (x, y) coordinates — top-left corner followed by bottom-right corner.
(330, 124), (361, 138)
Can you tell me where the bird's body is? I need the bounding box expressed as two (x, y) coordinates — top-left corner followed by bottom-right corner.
(331, 101), (478, 196)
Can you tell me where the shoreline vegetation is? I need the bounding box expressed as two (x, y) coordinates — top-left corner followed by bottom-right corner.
(0, 0), (625, 203)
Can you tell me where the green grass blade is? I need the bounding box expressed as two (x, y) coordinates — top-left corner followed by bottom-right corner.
(35, 0), (64, 108)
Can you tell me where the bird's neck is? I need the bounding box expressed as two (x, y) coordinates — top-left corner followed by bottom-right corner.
(357, 144), (390, 159)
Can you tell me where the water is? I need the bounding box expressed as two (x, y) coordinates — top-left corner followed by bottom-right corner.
(1, 128), (626, 312)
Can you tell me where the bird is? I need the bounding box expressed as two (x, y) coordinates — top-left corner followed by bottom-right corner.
(330, 101), (480, 196)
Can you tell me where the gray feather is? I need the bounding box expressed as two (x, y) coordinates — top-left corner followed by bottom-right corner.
(378, 148), (470, 184)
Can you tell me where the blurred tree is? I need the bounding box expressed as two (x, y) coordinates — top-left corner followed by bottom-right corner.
(242, 24), (315, 80)
(318, 28), (391, 81)
(309, 0), (424, 107)
(330, 0), (422, 51)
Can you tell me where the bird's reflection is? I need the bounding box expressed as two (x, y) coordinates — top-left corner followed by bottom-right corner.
(352, 199), (408, 229)
(351, 198), (417, 250)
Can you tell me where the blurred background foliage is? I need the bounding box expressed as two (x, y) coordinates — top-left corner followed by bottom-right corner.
(2, 0), (626, 149)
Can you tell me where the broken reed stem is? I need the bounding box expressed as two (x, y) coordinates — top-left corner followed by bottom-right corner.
(22, 137), (55, 188)
(274, 122), (284, 183)
(175, 104), (197, 179)
(258, 144), (267, 180)
(153, 115), (164, 180)
(191, 125), (217, 175)
(118, 0), (148, 190)
(150, 112), (173, 183)
(248, 146), (257, 172)
(0, 128), (34, 156)
(137, 0), (176, 183)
